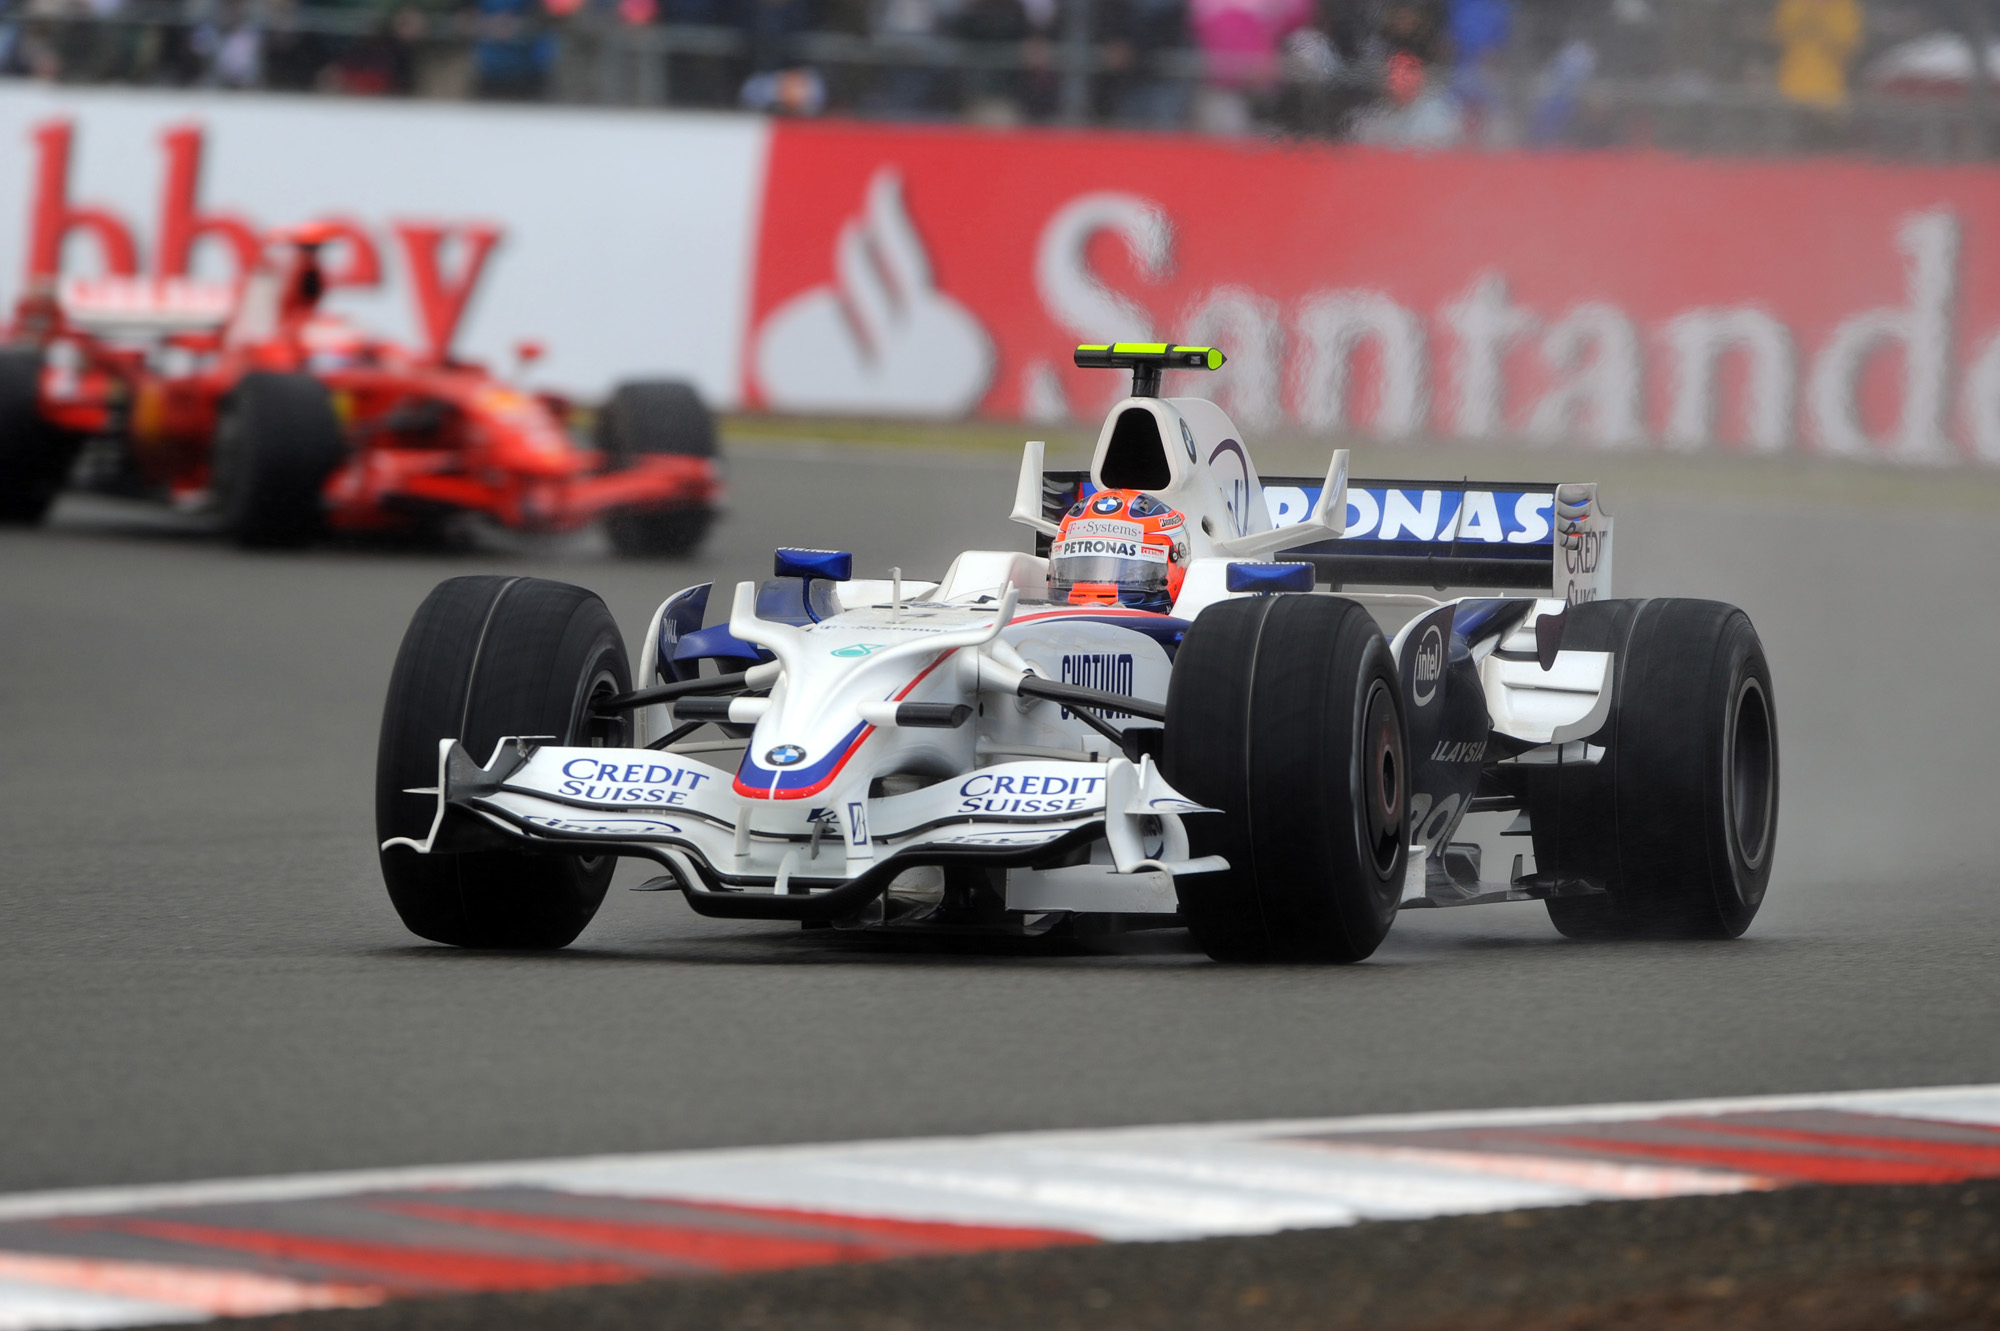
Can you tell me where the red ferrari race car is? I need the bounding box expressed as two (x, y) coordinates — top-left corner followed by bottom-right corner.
(0, 227), (719, 554)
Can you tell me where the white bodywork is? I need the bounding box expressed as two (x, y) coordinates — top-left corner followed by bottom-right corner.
(389, 588), (1224, 915)
(388, 384), (1621, 924)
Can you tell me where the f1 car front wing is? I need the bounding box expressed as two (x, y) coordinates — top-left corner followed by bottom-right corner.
(384, 738), (1226, 921)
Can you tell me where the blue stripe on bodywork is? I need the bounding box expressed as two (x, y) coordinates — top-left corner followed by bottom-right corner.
(736, 721), (869, 793)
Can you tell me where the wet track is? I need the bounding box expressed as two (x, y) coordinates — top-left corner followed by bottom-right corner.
(2, 439), (1997, 1200)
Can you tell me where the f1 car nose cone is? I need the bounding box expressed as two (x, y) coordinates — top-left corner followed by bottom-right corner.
(765, 744), (807, 766)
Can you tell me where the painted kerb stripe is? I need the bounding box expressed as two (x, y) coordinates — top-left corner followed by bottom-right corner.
(0, 1084), (1994, 1329)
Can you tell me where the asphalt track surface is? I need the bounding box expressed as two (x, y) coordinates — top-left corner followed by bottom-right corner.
(2, 438), (1998, 1202)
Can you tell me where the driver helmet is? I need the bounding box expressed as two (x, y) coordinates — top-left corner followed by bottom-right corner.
(1049, 489), (1189, 613)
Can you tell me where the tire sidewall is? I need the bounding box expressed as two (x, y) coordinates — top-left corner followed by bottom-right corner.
(376, 576), (632, 947)
(1344, 634), (1410, 943)
(1531, 598), (1778, 940)
(1710, 616), (1777, 934)
(0, 348), (75, 524)
(1166, 595), (1408, 963)
(215, 372), (344, 547)
(600, 380), (717, 462)
(598, 380), (717, 557)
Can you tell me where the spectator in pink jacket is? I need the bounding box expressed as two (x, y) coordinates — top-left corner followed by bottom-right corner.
(1191, 0), (1310, 130)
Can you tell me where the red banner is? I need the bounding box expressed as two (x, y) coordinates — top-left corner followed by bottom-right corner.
(746, 121), (2000, 464)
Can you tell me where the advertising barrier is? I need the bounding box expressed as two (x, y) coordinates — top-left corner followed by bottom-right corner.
(6, 86), (2000, 465)
(0, 85), (766, 403)
(747, 121), (2000, 465)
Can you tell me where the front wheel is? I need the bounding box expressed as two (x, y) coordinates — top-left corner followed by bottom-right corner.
(0, 348), (79, 525)
(213, 372), (346, 548)
(597, 379), (717, 558)
(375, 575), (632, 948)
(1163, 595), (1409, 963)
(1525, 598), (1778, 940)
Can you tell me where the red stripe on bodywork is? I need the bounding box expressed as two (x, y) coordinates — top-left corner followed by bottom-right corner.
(732, 646), (963, 800)
(1008, 607), (1170, 624)
(731, 723), (876, 801)
(731, 604), (1167, 801)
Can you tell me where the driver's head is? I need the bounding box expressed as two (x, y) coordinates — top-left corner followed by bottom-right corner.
(1049, 489), (1188, 614)
(267, 225), (336, 313)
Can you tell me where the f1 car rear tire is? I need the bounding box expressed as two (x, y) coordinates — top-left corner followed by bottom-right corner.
(376, 575), (633, 949)
(1526, 598), (1778, 940)
(214, 372), (346, 549)
(1163, 595), (1409, 963)
(0, 348), (79, 525)
(599, 380), (717, 558)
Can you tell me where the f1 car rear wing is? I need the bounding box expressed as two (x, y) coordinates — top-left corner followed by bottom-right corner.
(1039, 472), (1613, 602)
(53, 277), (235, 335)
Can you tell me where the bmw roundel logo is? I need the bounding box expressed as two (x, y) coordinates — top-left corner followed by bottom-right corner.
(765, 745), (807, 767)
(1090, 493), (1125, 515)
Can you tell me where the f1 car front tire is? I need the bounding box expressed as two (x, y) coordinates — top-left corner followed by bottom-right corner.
(598, 380), (717, 558)
(376, 575), (632, 948)
(213, 372), (346, 549)
(0, 349), (80, 525)
(1163, 595), (1409, 963)
(1525, 598), (1778, 940)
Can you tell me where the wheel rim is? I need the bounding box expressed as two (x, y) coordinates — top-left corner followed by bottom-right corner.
(576, 666), (628, 750)
(571, 659), (629, 872)
(1359, 678), (1405, 880)
(1726, 674), (1774, 871)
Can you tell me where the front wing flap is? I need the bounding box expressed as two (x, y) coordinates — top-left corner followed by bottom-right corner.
(383, 739), (1225, 913)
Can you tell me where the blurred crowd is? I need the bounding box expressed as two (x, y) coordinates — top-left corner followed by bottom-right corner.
(2, 0), (1996, 153)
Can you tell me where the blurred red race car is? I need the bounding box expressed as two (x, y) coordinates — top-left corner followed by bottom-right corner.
(0, 226), (719, 554)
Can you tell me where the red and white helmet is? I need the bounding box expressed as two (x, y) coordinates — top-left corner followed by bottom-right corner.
(1049, 489), (1189, 613)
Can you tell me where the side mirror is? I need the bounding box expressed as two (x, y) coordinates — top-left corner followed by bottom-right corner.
(774, 548), (852, 582)
(1225, 562), (1315, 594)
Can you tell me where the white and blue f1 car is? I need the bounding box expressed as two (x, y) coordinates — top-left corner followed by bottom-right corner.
(376, 344), (1778, 960)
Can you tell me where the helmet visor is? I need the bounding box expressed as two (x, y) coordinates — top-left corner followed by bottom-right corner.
(1050, 538), (1169, 597)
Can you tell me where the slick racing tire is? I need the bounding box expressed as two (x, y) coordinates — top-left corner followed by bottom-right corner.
(1525, 598), (1777, 941)
(213, 372), (346, 549)
(0, 348), (79, 525)
(598, 379), (717, 558)
(1163, 595), (1409, 963)
(376, 575), (633, 949)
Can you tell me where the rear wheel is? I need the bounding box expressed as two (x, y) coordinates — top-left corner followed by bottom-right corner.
(213, 372), (346, 548)
(1526, 598), (1778, 940)
(598, 379), (717, 558)
(376, 575), (632, 948)
(0, 349), (79, 525)
(1163, 595), (1409, 963)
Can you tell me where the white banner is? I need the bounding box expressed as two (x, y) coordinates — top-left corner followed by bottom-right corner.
(0, 85), (769, 404)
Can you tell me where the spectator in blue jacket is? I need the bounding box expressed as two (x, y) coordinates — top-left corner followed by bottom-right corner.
(474, 0), (554, 97)
(1447, 0), (1508, 128)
